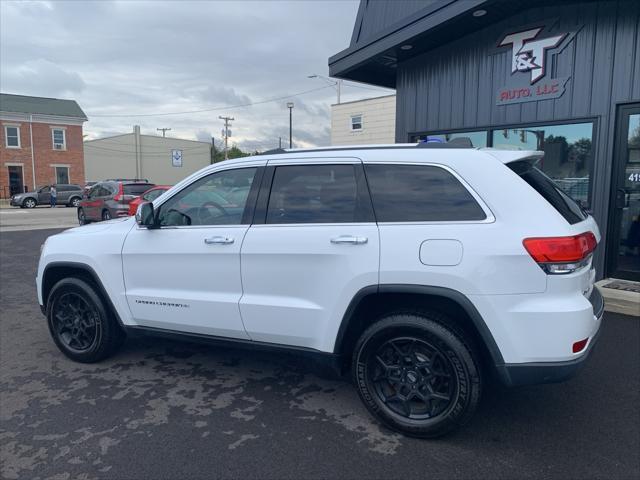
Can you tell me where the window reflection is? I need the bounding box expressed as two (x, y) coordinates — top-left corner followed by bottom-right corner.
(492, 122), (594, 207)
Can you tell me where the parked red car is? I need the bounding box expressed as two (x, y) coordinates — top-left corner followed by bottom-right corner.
(127, 185), (172, 216)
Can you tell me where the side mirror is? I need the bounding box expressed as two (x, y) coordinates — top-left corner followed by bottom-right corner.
(136, 202), (157, 228)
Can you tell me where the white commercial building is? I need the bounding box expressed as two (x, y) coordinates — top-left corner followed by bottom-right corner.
(84, 126), (211, 185)
(331, 94), (396, 146)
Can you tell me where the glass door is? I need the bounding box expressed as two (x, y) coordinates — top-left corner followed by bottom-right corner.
(608, 104), (640, 281)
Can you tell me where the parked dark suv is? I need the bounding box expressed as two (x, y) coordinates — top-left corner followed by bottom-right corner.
(10, 184), (84, 208)
(78, 181), (154, 224)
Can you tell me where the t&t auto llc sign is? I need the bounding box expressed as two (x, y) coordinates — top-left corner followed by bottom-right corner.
(495, 22), (578, 105)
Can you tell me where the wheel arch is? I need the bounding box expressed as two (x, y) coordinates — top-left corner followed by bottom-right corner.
(334, 284), (505, 368)
(42, 261), (125, 328)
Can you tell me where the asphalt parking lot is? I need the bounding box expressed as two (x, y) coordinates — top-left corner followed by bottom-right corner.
(1, 228), (639, 480)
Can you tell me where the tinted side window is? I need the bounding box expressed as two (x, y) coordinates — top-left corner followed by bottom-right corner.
(266, 165), (361, 224)
(507, 160), (586, 225)
(365, 164), (487, 222)
(158, 168), (256, 226)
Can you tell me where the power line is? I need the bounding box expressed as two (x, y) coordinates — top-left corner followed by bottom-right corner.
(88, 85), (333, 118)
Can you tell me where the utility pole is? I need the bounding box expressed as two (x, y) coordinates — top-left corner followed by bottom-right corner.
(157, 127), (171, 137)
(286, 102), (294, 149)
(218, 116), (234, 160)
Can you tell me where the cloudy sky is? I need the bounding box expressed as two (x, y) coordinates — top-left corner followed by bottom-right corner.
(0, 0), (394, 150)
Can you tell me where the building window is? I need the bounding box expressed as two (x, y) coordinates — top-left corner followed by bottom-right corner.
(4, 126), (20, 148)
(492, 121), (594, 207)
(55, 166), (70, 184)
(351, 115), (363, 131)
(52, 128), (66, 150)
(412, 130), (488, 147)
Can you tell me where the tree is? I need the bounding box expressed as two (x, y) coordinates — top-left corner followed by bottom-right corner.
(212, 144), (252, 163)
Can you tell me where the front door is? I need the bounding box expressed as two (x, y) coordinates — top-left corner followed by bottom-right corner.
(608, 103), (640, 281)
(7, 166), (24, 196)
(122, 166), (261, 338)
(239, 161), (379, 351)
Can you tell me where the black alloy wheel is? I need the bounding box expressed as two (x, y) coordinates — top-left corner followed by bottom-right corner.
(46, 277), (125, 362)
(369, 337), (456, 420)
(353, 312), (482, 438)
(51, 292), (99, 353)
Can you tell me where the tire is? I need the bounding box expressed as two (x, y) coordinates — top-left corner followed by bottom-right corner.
(77, 208), (89, 225)
(46, 277), (125, 363)
(69, 196), (81, 208)
(102, 209), (111, 221)
(352, 312), (482, 438)
(22, 197), (37, 208)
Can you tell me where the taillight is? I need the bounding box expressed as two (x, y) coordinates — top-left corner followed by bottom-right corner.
(523, 232), (597, 274)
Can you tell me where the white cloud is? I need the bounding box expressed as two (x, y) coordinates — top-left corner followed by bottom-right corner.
(0, 0), (394, 149)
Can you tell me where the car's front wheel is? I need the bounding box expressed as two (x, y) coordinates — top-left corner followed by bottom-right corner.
(22, 198), (37, 208)
(78, 208), (88, 225)
(352, 312), (482, 438)
(46, 277), (125, 363)
(102, 209), (111, 221)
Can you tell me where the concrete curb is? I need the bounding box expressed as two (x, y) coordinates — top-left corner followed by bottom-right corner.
(596, 280), (640, 317)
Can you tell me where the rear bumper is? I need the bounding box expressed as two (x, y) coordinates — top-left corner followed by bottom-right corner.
(496, 288), (605, 386)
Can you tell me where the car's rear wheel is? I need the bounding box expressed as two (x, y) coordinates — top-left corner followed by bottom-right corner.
(102, 209), (111, 221)
(352, 312), (481, 438)
(78, 208), (88, 225)
(22, 198), (37, 208)
(46, 277), (125, 363)
(69, 196), (81, 208)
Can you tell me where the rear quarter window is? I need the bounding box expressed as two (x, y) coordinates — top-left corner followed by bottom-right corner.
(507, 160), (587, 225)
(364, 164), (487, 222)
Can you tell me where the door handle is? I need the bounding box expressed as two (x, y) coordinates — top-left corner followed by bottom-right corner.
(330, 235), (368, 245)
(204, 236), (234, 245)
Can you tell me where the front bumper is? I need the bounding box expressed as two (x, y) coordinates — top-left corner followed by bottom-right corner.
(10, 198), (21, 206)
(496, 288), (604, 386)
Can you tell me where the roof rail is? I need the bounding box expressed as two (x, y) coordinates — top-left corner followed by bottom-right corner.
(416, 137), (474, 149)
(258, 148), (288, 155)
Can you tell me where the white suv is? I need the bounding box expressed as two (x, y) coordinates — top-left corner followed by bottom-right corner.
(36, 141), (604, 437)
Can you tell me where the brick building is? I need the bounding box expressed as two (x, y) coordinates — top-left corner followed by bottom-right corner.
(0, 93), (87, 198)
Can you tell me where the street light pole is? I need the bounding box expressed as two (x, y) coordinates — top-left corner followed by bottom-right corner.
(287, 102), (294, 148)
(308, 74), (341, 104)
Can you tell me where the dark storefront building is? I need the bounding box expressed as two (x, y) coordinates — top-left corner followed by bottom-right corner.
(330, 0), (640, 281)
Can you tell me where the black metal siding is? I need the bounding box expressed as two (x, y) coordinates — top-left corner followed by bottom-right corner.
(395, 0), (640, 277)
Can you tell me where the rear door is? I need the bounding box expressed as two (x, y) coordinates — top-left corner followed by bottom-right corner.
(239, 159), (379, 351)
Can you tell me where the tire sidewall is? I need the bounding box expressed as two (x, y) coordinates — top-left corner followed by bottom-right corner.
(353, 315), (481, 438)
(46, 278), (108, 362)
(78, 208), (87, 225)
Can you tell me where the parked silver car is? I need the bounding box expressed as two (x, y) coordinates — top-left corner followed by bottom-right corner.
(10, 184), (84, 208)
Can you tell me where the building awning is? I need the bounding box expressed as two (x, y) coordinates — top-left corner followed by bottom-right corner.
(328, 0), (562, 88)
